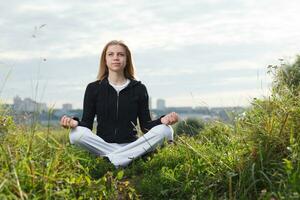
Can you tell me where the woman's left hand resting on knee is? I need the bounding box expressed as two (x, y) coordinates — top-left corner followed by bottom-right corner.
(60, 115), (79, 129)
(160, 112), (179, 125)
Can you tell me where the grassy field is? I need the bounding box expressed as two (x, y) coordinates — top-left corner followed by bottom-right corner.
(1, 58), (300, 199)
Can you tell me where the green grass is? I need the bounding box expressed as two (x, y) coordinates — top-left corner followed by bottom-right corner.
(1, 91), (300, 199)
(0, 127), (138, 199)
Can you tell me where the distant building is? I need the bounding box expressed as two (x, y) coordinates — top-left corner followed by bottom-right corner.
(195, 106), (210, 115)
(40, 103), (47, 112)
(62, 103), (72, 111)
(167, 106), (193, 113)
(149, 97), (152, 110)
(13, 96), (22, 111)
(156, 99), (166, 110)
(13, 96), (47, 112)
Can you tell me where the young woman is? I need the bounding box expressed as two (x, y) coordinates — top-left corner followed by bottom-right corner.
(60, 40), (178, 167)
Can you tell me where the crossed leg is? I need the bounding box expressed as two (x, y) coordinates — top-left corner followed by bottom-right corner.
(69, 124), (173, 167)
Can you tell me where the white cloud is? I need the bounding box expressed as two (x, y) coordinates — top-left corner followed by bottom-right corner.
(141, 68), (195, 76)
(212, 60), (264, 71)
(1, 0), (299, 108)
(17, 4), (68, 12)
(165, 88), (271, 108)
(2, 0), (300, 60)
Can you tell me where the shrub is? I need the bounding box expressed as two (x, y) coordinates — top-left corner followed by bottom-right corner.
(270, 55), (300, 96)
(175, 118), (204, 136)
(0, 104), (15, 136)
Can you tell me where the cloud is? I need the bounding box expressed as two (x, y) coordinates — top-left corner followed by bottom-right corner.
(164, 88), (271, 107)
(17, 4), (68, 12)
(2, 0), (300, 62)
(1, 0), (300, 108)
(141, 67), (195, 77)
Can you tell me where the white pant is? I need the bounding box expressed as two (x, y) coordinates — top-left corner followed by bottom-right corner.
(69, 124), (173, 167)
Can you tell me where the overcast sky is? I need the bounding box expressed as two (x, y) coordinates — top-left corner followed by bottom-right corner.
(0, 0), (299, 109)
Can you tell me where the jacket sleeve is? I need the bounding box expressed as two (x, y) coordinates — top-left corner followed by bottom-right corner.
(137, 84), (163, 133)
(73, 82), (96, 131)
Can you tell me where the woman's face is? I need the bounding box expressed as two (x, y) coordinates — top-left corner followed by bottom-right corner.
(105, 44), (127, 74)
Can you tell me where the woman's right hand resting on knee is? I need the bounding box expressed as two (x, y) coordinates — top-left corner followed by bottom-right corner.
(60, 115), (78, 129)
(161, 112), (179, 125)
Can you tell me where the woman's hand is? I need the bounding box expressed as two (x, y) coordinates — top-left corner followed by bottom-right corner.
(160, 112), (179, 125)
(60, 115), (78, 129)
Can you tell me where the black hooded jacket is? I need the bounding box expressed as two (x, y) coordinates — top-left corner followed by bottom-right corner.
(74, 78), (163, 143)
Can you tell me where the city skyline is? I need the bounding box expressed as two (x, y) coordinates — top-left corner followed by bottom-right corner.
(1, 1), (300, 109)
(7, 95), (195, 110)
(8, 95), (245, 112)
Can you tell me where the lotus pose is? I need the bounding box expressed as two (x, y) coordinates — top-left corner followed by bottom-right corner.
(60, 40), (178, 167)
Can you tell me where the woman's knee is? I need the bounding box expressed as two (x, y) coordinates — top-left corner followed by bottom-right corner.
(69, 126), (89, 144)
(152, 124), (174, 141)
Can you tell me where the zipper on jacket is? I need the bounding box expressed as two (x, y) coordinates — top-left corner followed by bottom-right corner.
(116, 93), (119, 120)
(114, 93), (119, 137)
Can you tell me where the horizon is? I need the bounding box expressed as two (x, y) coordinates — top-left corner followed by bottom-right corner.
(3, 95), (250, 110)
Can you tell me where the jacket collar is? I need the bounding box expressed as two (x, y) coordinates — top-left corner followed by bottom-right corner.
(102, 77), (140, 88)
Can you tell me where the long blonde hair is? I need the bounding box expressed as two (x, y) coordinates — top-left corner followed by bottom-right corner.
(97, 40), (136, 80)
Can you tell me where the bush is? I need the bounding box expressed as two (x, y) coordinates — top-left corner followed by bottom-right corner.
(270, 55), (300, 96)
(175, 118), (204, 136)
(0, 104), (15, 136)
